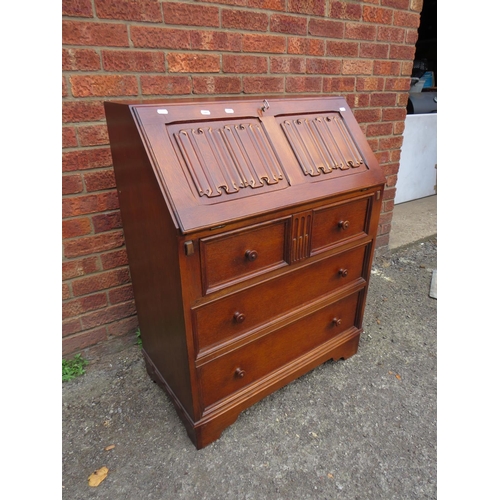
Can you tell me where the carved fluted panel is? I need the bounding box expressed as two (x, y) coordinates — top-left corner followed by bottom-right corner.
(173, 122), (285, 198)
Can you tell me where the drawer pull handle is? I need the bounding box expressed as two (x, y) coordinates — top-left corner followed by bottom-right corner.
(235, 368), (246, 378)
(339, 268), (348, 277)
(332, 317), (342, 327)
(245, 250), (258, 262)
(338, 220), (350, 230)
(233, 312), (246, 324)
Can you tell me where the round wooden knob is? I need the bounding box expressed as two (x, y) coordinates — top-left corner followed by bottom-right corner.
(339, 268), (348, 277)
(332, 317), (342, 327)
(245, 250), (258, 262)
(235, 368), (246, 378)
(338, 220), (350, 230)
(233, 312), (246, 324)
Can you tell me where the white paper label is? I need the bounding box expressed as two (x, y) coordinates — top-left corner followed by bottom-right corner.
(339, 107), (346, 111)
(157, 109), (169, 114)
(200, 110), (211, 115)
(225, 108), (235, 114)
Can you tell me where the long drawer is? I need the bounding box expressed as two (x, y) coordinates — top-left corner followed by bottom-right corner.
(198, 290), (362, 410)
(193, 243), (369, 355)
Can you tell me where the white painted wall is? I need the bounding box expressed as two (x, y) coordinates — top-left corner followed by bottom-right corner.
(395, 113), (437, 204)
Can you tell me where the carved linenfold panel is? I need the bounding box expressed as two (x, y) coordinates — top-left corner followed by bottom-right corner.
(280, 114), (365, 178)
(172, 121), (285, 198)
(290, 211), (312, 263)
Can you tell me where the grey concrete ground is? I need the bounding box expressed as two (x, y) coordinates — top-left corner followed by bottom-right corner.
(62, 222), (437, 499)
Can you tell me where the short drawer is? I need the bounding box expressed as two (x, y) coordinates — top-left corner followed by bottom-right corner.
(198, 290), (361, 410)
(193, 243), (369, 355)
(311, 195), (372, 254)
(200, 218), (288, 294)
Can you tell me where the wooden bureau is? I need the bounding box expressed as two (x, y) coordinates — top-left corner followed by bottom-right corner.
(104, 96), (385, 449)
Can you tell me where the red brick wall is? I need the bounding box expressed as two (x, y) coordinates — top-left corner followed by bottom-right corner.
(62, 0), (423, 356)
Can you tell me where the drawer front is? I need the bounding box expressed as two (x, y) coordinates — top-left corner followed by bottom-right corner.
(194, 243), (368, 355)
(199, 290), (361, 409)
(200, 218), (288, 294)
(311, 196), (371, 254)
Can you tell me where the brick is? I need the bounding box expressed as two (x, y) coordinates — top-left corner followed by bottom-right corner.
(63, 148), (113, 172)
(375, 233), (389, 249)
(390, 44), (416, 60)
(345, 22), (377, 41)
(77, 124), (109, 147)
(383, 187), (396, 201)
(102, 50), (165, 72)
(323, 76), (355, 92)
(101, 249), (129, 270)
(383, 199), (395, 213)
(62, 21), (129, 47)
(193, 76), (242, 94)
(270, 14), (307, 35)
(62, 0), (93, 17)
(167, 53), (219, 73)
(326, 40), (358, 57)
(374, 60), (401, 75)
(201, 0), (246, 5)
(62, 328), (108, 356)
(92, 211), (122, 233)
(360, 42), (389, 59)
(243, 76), (284, 93)
(380, 136), (404, 150)
(83, 169), (116, 192)
(163, 2), (219, 27)
(381, 0), (410, 8)
(393, 120), (405, 135)
(370, 92), (398, 107)
(377, 26), (405, 43)
(385, 77), (410, 91)
(341, 59), (372, 75)
(287, 37), (325, 56)
(394, 10), (421, 28)
(306, 58), (341, 75)
(289, 0), (327, 16)
(62, 48), (100, 71)
(63, 127), (78, 149)
(356, 77), (385, 91)
(397, 92), (409, 107)
(63, 283), (71, 300)
(329, 1), (362, 20)
(242, 34), (286, 53)
(362, 6), (393, 25)
(62, 101), (105, 123)
(308, 19), (344, 38)
(62, 174), (83, 196)
(95, 0), (162, 22)
(81, 300), (136, 330)
(270, 57), (306, 74)
(406, 28), (419, 45)
(62, 191), (119, 218)
(107, 315), (139, 338)
(62, 217), (92, 239)
(70, 75), (138, 97)
(72, 268), (130, 296)
(349, 93), (370, 108)
(62, 318), (82, 337)
(63, 231), (125, 259)
(63, 77), (68, 98)
(385, 173), (398, 188)
(382, 107), (407, 121)
(410, 0), (424, 12)
(222, 9), (268, 31)
(191, 31), (242, 52)
(140, 75), (191, 95)
(130, 26), (190, 49)
(222, 54), (267, 73)
(247, 0), (285, 11)
(285, 76), (322, 93)
(390, 149), (401, 162)
(375, 150), (390, 164)
(353, 108), (382, 124)
(62, 257), (99, 280)
(366, 122), (393, 137)
(384, 163), (400, 176)
(109, 284), (135, 305)
(62, 293), (108, 320)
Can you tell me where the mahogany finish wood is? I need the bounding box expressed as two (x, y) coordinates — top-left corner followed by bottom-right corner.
(104, 96), (385, 449)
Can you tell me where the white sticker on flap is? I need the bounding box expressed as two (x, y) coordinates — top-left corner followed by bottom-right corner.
(200, 110), (211, 115)
(339, 107), (346, 111)
(225, 108), (235, 114)
(157, 109), (169, 114)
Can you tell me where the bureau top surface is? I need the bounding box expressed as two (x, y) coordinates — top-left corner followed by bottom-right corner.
(105, 95), (385, 234)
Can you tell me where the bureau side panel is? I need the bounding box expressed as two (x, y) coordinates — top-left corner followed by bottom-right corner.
(104, 102), (194, 418)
